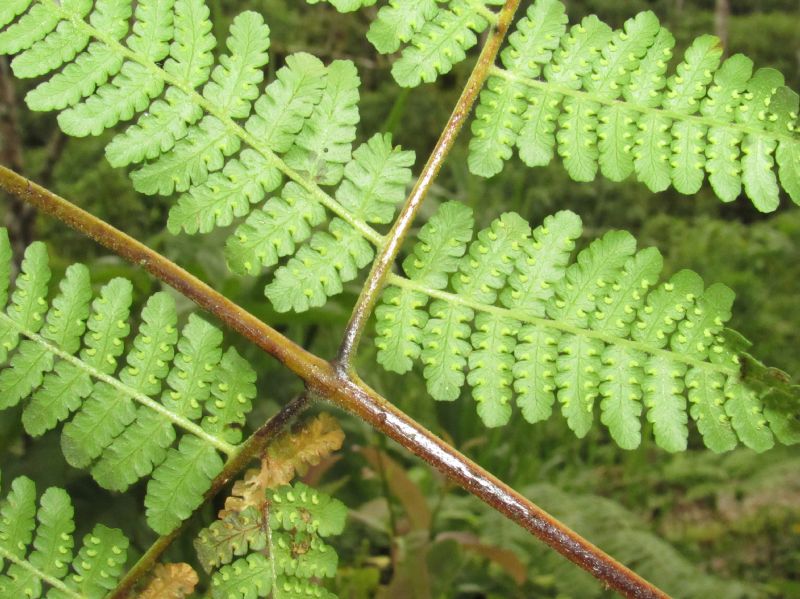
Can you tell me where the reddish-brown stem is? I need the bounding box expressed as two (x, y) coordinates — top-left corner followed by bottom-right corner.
(336, 0), (522, 371)
(0, 165), (668, 598)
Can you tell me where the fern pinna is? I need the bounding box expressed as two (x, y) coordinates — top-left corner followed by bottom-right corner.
(0, 229), (258, 535)
(375, 203), (799, 452)
(0, 0), (415, 314)
(0, 472), (129, 598)
(195, 483), (346, 599)
(318, 0), (800, 212)
(195, 414), (347, 599)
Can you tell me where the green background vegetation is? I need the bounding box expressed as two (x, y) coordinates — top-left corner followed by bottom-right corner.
(1, 0), (799, 596)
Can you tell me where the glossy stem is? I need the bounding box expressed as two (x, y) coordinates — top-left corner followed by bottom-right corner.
(0, 166), (667, 598)
(107, 394), (312, 599)
(335, 0), (522, 371)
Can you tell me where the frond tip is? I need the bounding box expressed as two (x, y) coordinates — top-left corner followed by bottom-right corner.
(0, 229), (259, 535)
(468, 0), (800, 211)
(0, 471), (129, 599)
(375, 204), (800, 452)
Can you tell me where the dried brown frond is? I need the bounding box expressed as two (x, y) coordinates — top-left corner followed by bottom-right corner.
(224, 413), (344, 514)
(137, 563), (198, 599)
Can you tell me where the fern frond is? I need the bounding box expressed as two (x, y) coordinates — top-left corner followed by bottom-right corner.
(375, 205), (799, 451)
(197, 482), (346, 599)
(318, 0), (501, 87)
(466, 0), (800, 210)
(225, 413), (345, 515)
(0, 472), (129, 598)
(0, 232), (260, 534)
(253, 132), (413, 313)
(0, 0), (416, 314)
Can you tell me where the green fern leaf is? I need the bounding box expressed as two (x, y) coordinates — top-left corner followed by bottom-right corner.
(9, 2), (91, 79)
(0, 0), (61, 55)
(0, 476), (37, 564)
(642, 355), (688, 453)
(64, 525), (129, 598)
(225, 183), (326, 276)
(104, 0), (214, 167)
(24, 0), (130, 111)
(366, 0), (438, 54)
(268, 482), (347, 537)
(772, 86), (800, 204)
(469, 0), (567, 177)
(558, 9), (658, 183)
(26, 487), (75, 582)
(264, 133), (413, 312)
(664, 35), (723, 194)
(92, 312), (220, 491)
(593, 11), (661, 182)
(0, 263), (91, 409)
(131, 114), (241, 195)
(523, 16), (613, 171)
(421, 213), (529, 408)
(547, 230), (637, 327)
(196, 507), (266, 571)
(462, 0), (800, 209)
(88, 294), (178, 490)
(284, 60), (361, 186)
(245, 52), (327, 154)
(335, 133), (415, 224)
(505, 211), (581, 423)
(0, 236), (261, 535)
(210, 553), (272, 599)
(60, 279), (135, 468)
(146, 435), (224, 534)
(513, 328), (560, 424)
(0, 241), (51, 363)
(375, 206), (799, 450)
(202, 348), (257, 444)
(168, 149), (280, 235)
(201, 481), (346, 599)
(265, 218), (373, 313)
(376, 201), (474, 373)
(702, 54), (753, 202)
(392, 0), (489, 88)
(56, 0), (175, 137)
(272, 532), (338, 579)
(0, 1), (32, 30)
(723, 378), (774, 453)
(202, 11), (269, 117)
(0, 474), (129, 598)
(0, 0), (417, 316)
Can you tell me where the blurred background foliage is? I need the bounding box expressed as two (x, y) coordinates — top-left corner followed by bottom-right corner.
(1, 0), (799, 597)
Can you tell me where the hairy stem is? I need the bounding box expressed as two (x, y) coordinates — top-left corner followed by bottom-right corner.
(108, 394), (312, 599)
(335, 0), (522, 371)
(0, 166), (667, 598)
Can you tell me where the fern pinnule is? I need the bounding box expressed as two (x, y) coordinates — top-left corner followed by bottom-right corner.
(0, 472), (129, 598)
(0, 231), (259, 535)
(375, 204), (799, 452)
